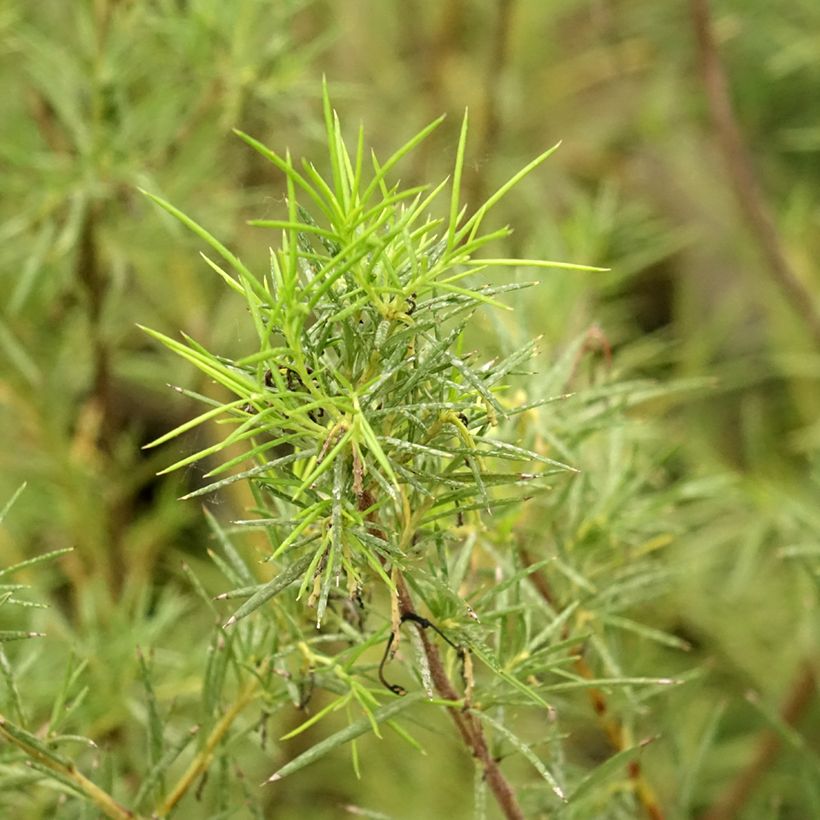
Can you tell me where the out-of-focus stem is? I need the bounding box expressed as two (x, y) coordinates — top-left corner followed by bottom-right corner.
(520, 549), (664, 819)
(155, 670), (262, 817)
(690, 0), (820, 349)
(465, 0), (517, 205)
(0, 714), (135, 819)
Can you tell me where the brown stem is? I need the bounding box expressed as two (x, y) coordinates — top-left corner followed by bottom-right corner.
(394, 574), (525, 820)
(574, 653), (664, 820)
(690, 0), (820, 349)
(407, 0), (468, 179)
(520, 549), (664, 819)
(700, 660), (817, 820)
(76, 206), (113, 444)
(359, 489), (524, 820)
(27, 90), (70, 154)
(567, 324), (613, 388)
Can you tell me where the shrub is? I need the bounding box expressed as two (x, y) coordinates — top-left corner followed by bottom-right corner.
(1, 89), (683, 819)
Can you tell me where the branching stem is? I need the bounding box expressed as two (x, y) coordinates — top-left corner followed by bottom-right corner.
(393, 573), (525, 820)
(154, 667), (263, 817)
(0, 715), (135, 820)
(360, 487), (524, 820)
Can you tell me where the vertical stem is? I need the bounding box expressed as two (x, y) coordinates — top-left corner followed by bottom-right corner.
(465, 0), (517, 205)
(690, 0), (820, 349)
(407, 0), (468, 178)
(394, 574), (526, 820)
(360, 489), (525, 820)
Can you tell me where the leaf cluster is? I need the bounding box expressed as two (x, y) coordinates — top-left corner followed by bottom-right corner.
(141, 85), (597, 630)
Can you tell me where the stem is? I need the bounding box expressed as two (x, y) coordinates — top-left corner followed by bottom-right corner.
(359, 488), (524, 820)
(60, 763), (135, 820)
(0, 715), (135, 820)
(154, 669), (262, 817)
(574, 653), (663, 820)
(700, 660), (817, 820)
(406, 0), (467, 178)
(689, 0), (820, 349)
(394, 574), (526, 820)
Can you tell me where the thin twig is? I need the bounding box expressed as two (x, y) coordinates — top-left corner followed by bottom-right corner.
(155, 668), (262, 817)
(573, 653), (663, 820)
(690, 0), (820, 349)
(700, 660), (817, 820)
(407, 0), (468, 178)
(0, 714), (135, 819)
(464, 0), (517, 206)
(689, 14), (820, 801)
(394, 573), (526, 820)
(360, 489), (525, 820)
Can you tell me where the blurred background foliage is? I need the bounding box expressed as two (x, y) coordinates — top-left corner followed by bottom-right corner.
(0, 0), (818, 817)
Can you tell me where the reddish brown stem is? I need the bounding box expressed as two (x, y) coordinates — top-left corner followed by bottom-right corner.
(690, 0), (820, 349)
(359, 484), (525, 820)
(394, 575), (525, 820)
(464, 0), (517, 205)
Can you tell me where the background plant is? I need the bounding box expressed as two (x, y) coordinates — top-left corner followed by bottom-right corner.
(2, 0), (818, 817)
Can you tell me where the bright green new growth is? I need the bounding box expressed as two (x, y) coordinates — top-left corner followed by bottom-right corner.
(135, 90), (618, 813)
(0, 89), (687, 820)
(142, 86), (598, 632)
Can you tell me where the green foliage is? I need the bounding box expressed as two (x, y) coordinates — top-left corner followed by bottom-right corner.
(2, 2), (819, 818)
(0, 0), (316, 592)
(135, 93), (661, 811)
(139, 94), (598, 629)
(0, 90), (687, 819)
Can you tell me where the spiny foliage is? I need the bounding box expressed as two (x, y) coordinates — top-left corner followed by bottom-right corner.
(141, 84), (599, 630)
(0, 92), (688, 820)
